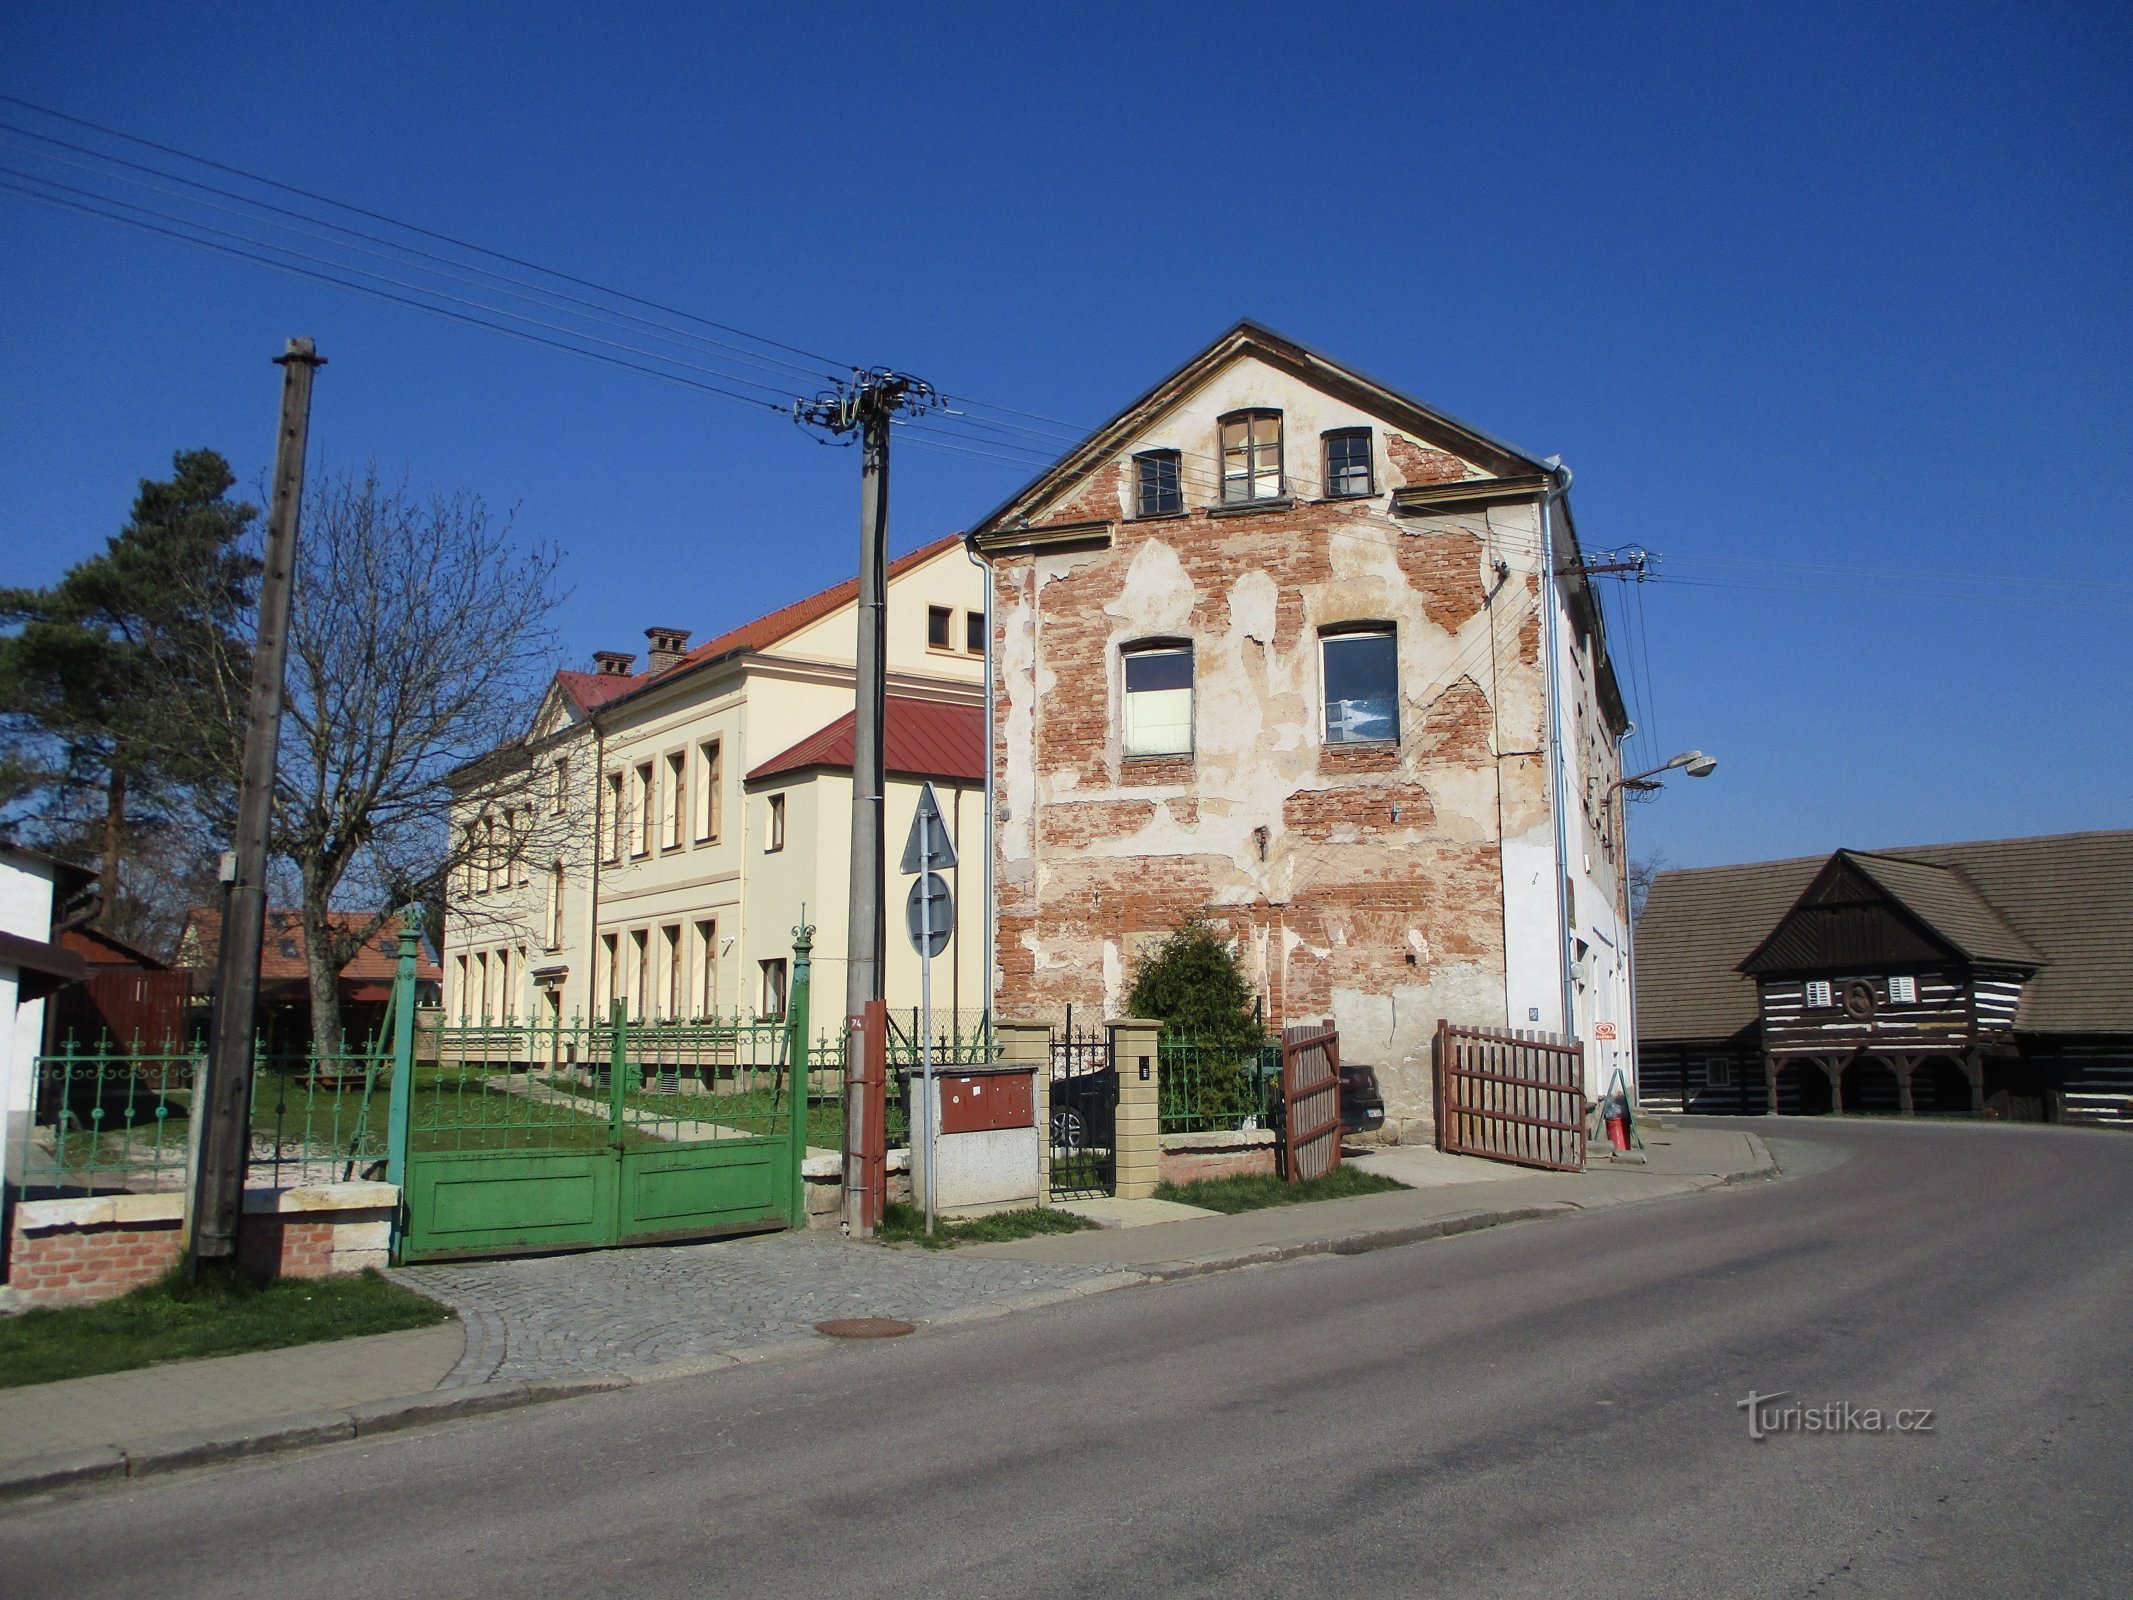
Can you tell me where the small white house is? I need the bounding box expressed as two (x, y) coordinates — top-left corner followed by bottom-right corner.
(0, 845), (90, 1195)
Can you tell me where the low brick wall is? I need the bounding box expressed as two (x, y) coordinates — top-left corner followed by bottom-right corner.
(5, 1192), (186, 1306)
(6, 1181), (401, 1307)
(237, 1182), (397, 1281)
(1160, 1128), (1277, 1186)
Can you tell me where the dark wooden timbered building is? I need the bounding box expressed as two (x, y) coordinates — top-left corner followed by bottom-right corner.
(1634, 831), (2133, 1125)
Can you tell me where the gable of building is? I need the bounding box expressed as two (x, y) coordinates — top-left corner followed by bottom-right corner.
(1639, 830), (2132, 1041)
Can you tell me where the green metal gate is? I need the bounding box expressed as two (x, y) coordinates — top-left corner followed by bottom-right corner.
(390, 929), (813, 1263)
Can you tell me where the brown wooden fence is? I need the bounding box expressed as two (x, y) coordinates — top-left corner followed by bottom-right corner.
(1433, 1019), (1586, 1172)
(1280, 1022), (1342, 1182)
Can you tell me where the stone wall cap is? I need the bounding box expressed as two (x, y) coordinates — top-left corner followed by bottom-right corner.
(15, 1192), (186, 1232)
(243, 1181), (400, 1214)
(1160, 1128), (1277, 1152)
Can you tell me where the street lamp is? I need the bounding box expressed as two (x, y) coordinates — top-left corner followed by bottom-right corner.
(1607, 749), (1717, 1120)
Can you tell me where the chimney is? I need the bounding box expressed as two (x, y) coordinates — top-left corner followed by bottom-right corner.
(592, 650), (635, 677)
(645, 627), (691, 675)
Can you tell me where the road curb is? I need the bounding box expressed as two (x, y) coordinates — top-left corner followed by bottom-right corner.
(0, 1377), (627, 1507)
(1137, 1203), (1578, 1281)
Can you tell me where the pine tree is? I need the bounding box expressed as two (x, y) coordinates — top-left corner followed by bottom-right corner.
(0, 450), (258, 948)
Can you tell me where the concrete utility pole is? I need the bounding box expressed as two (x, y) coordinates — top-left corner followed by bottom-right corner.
(189, 338), (324, 1268)
(792, 370), (940, 1026)
(794, 369), (940, 1239)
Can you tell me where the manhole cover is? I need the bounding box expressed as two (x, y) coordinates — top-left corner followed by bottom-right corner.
(814, 1317), (917, 1339)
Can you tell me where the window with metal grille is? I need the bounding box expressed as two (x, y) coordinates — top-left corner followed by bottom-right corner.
(1122, 642), (1193, 756)
(1219, 411), (1283, 504)
(1324, 429), (1374, 497)
(1321, 626), (1399, 744)
(1135, 449), (1183, 516)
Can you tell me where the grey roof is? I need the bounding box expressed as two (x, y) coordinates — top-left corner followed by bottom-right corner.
(1637, 830), (2133, 1041)
(1840, 853), (2044, 966)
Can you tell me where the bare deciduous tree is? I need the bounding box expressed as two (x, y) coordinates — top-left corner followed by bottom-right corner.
(272, 469), (568, 1056)
(1628, 847), (1668, 923)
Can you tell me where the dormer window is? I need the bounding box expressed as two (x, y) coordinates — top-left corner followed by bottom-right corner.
(1219, 410), (1283, 504)
(1134, 450), (1183, 517)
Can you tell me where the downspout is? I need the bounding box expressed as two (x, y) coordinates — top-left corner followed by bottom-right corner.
(587, 720), (605, 1022)
(1614, 722), (1638, 1105)
(1539, 462), (1577, 1044)
(964, 538), (996, 1032)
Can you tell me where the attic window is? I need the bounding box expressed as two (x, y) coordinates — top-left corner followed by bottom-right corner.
(927, 606), (953, 651)
(279, 939), (300, 961)
(1323, 429), (1374, 498)
(1805, 979), (1834, 1008)
(1888, 975), (1918, 1004)
(1135, 450), (1183, 517)
(1219, 411), (1283, 504)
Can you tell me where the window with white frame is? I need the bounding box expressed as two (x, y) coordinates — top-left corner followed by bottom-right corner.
(1219, 410), (1283, 504)
(662, 752), (684, 849)
(631, 928), (651, 1020)
(1122, 642), (1193, 757)
(1321, 626), (1400, 744)
(696, 740), (722, 842)
(633, 762), (654, 856)
(695, 919), (718, 1016)
(603, 771), (625, 862)
(766, 792), (786, 852)
(1805, 979), (1834, 1008)
(663, 924), (682, 1018)
(1888, 974), (1917, 1004)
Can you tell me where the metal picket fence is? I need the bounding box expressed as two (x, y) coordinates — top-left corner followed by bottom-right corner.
(1158, 1034), (1282, 1134)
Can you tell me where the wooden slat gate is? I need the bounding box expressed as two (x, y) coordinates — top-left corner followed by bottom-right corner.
(1279, 1022), (1342, 1182)
(1433, 1019), (1586, 1172)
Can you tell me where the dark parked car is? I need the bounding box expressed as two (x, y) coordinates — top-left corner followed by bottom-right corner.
(1340, 1063), (1386, 1134)
(1049, 1068), (1117, 1149)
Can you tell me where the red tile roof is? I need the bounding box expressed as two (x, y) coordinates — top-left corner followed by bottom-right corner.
(554, 669), (643, 713)
(747, 697), (986, 784)
(549, 531), (966, 716)
(178, 908), (442, 982)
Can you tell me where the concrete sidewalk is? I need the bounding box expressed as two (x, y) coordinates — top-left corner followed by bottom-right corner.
(0, 1122), (1772, 1504)
(960, 1123), (1776, 1275)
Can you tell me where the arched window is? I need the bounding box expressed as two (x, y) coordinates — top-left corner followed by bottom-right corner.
(1122, 640), (1194, 757)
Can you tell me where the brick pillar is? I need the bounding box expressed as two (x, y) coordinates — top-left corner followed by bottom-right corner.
(1108, 1018), (1161, 1201)
(996, 1021), (1053, 1197)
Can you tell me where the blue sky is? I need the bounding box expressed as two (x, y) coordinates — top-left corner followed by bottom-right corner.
(3, 1), (2127, 870)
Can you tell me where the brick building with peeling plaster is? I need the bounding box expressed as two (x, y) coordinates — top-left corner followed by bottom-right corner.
(968, 323), (1633, 1137)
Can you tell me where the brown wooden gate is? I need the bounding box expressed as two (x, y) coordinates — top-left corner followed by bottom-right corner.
(1280, 1022), (1342, 1182)
(1433, 1019), (1586, 1172)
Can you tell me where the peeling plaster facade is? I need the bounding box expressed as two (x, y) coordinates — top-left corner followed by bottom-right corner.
(972, 324), (1631, 1135)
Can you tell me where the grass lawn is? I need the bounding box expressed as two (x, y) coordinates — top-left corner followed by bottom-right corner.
(1155, 1164), (1409, 1213)
(0, 1267), (453, 1389)
(876, 1202), (1101, 1251)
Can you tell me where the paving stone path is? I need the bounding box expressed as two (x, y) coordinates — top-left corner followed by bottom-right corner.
(392, 1232), (1126, 1387)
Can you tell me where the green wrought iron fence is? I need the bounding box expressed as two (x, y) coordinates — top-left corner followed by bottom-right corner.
(1158, 1034), (1282, 1135)
(11, 1028), (399, 1198)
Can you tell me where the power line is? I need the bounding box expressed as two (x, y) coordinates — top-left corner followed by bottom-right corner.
(0, 94), (852, 375)
(2, 165), (820, 406)
(0, 178), (794, 418)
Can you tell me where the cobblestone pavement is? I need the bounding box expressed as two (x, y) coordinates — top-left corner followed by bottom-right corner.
(392, 1232), (1127, 1387)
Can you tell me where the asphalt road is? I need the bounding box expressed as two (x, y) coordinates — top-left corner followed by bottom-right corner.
(6, 1118), (2129, 1599)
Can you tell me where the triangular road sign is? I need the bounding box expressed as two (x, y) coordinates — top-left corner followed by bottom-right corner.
(899, 780), (958, 873)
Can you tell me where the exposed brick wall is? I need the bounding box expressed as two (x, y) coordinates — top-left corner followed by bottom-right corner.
(238, 1215), (339, 1280)
(1159, 1144), (1276, 1186)
(5, 1216), (183, 1306)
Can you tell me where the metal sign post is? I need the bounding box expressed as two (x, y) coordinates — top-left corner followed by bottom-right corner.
(901, 783), (956, 1235)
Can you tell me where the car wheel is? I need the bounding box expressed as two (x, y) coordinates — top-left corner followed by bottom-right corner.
(1050, 1107), (1085, 1149)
